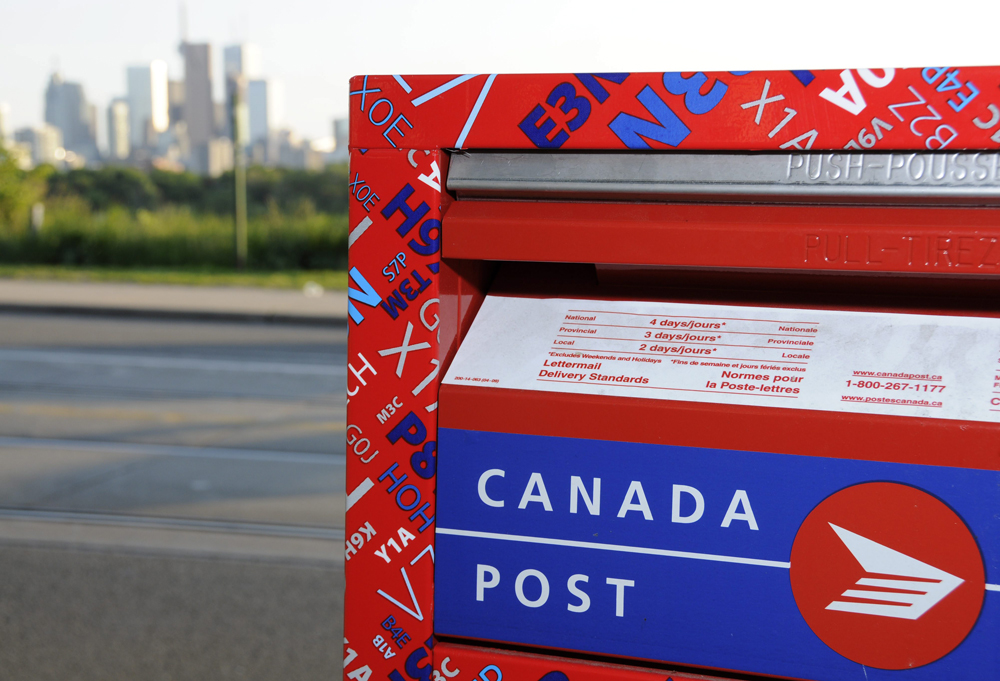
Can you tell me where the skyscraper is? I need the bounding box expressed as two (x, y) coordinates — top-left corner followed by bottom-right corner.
(223, 44), (261, 81)
(332, 118), (348, 163)
(167, 80), (185, 126)
(222, 44), (262, 143)
(106, 98), (130, 161)
(247, 79), (283, 146)
(44, 72), (98, 162)
(180, 42), (214, 174)
(126, 61), (169, 149)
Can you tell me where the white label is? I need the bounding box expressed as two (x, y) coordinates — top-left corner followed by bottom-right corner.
(443, 296), (1000, 424)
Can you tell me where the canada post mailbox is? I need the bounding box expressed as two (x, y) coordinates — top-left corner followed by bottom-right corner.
(344, 68), (1000, 681)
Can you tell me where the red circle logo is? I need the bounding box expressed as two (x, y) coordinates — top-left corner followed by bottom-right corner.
(790, 482), (985, 670)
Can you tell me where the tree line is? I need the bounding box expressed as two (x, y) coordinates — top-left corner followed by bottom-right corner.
(0, 146), (349, 222)
(48, 164), (350, 216)
(0, 146), (350, 270)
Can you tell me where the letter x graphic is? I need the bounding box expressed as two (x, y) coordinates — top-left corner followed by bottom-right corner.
(379, 322), (431, 378)
(741, 79), (785, 125)
(349, 75), (381, 113)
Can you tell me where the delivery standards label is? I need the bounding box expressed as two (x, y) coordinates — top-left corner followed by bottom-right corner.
(443, 296), (1000, 423)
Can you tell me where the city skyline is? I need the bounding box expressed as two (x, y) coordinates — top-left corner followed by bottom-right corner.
(1, 0), (349, 145)
(6, 42), (310, 166)
(3, 0), (1000, 147)
(4, 38), (334, 174)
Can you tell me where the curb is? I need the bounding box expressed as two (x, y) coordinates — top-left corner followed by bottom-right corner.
(0, 303), (348, 327)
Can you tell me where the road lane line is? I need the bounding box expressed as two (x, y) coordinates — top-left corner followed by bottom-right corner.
(0, 507), (344, 540)
(0, 349), (346, 376)
(0, 436), (345, 465)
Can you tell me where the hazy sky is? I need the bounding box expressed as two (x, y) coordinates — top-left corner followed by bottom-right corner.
(3, 0), (1000, 144)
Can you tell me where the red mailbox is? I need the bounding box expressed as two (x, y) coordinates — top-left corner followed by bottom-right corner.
(345, 68), (1000, 681)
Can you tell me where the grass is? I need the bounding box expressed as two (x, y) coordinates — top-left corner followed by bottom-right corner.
(0, 264), (349, 291)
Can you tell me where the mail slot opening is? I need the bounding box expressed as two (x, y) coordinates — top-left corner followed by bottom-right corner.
(441, 150), (1000, 313)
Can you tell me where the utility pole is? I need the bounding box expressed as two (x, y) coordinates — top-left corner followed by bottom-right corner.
(231, 75), (248, 270)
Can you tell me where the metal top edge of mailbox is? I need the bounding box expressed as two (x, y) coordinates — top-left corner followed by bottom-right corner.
(345, 66), (1000, 681)
(448, 152), (1000, 204)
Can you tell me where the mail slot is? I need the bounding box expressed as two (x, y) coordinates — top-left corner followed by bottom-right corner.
(345, 68), (1000, 681)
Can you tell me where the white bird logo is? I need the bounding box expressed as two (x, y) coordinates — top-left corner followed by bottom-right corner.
(825, 523), (963, 620)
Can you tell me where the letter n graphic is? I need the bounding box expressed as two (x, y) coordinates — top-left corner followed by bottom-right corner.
(348, 267), (381, 325)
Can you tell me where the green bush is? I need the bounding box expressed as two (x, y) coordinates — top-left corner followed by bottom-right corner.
(47, 167), (160, 211)
(0, 146), (46, 226)
(45, 164), (350, 216)
(0, 155), (349, 271)
(0, 198), (347, 270)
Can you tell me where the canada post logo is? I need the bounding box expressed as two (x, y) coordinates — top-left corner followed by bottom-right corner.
(790, 482), (986, 670)
(435, 431), (1000, 678)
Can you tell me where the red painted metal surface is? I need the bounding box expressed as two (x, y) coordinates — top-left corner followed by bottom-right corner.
(432, 641), (744, 681)
(350, 68), (1000, 152)
(346, 64), (1000, 681)
(443, 201), (1000, 275)
(344, 148), (443, 681)
(439, 383), (1000, 472)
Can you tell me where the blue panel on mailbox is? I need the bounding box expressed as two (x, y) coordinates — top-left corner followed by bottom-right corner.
(435, 428), (1000, 681)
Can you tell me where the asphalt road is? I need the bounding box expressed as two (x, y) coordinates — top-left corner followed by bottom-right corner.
(0, 312), (347, 681)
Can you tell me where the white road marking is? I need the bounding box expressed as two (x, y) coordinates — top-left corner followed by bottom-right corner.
(0, 349), (346, 376)
(0, 507), (344, 540)
(0, 436), (345, 465)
